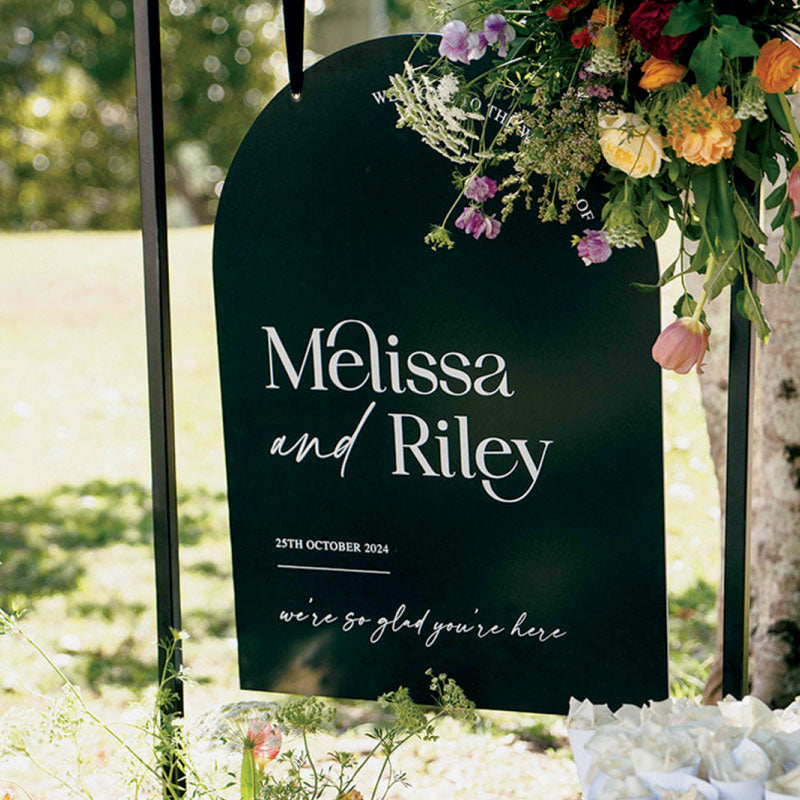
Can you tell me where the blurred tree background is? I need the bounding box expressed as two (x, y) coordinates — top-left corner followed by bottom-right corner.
(0, 0), (430, 232)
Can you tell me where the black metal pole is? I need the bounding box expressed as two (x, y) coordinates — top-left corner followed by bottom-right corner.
(283, 0), (306, 97)
(721, 275), (754, 698)
(132, 0), (185, 789)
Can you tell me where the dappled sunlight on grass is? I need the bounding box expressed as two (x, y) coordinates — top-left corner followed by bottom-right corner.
(0, 225), (722, 798)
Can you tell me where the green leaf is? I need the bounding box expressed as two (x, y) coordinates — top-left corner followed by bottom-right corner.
(780, 217), (800, 279)
(745, 247), (779, 284)
(655, 188), (678, 202)
(691, 167), (713, 220)
(689, 233), (711, 273)
(732, 192), (767, 245)
(766, 92), (790, 132)
(733, 147), (761, 183)
(703, 250), (739, 300)
(648, 215), (669, 240)
(689, 34), (723, 96)
(763, 152), (781, 184)
(673, 292), (698, 318)
(668, 157), (682, 183)
(773, 197), (791, 232)
(633, 261), (677, 292)
(713, 161), (739, 252)
(716, 16), (760, 57)
(736, 287), (771, 342)
(662, 0), (709, 35)
(764, 182), (786, 210)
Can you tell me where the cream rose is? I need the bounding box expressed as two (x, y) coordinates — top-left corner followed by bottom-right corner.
(598, 112), (666, 178)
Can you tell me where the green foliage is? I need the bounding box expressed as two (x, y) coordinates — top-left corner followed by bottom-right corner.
(1, 0), (289, 230)
(668, 579), (717, 697)
(275, 696), (336, 735)
(2, 609), (479, 800)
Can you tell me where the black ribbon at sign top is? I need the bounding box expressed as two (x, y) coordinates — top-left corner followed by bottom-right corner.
(282, 0), (305, 97)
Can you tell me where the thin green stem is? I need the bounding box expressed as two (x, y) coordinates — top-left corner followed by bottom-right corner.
(0, 610), (172, 790)
(302, 730), (319, 797)
(23, 745), (89, 799)
(2, 779), (36, 800)
(778, 91), (800, 164)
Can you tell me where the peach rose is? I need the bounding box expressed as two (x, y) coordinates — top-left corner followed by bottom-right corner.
(668, 86), (740, 166)
(639, 56), (687, 90)
(755, 38), (800, 94)
(598, 112), (666, 178)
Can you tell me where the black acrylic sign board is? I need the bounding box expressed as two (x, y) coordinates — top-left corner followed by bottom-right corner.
(213, 35), (668, 714)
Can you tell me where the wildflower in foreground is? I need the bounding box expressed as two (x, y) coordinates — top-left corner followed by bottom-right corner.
(576, 229), (612, 264)
(247, 719), (282, 764)
(667, 86), (740, 166)
(651, 317), (708, 374)
(755, 38), (800, 94)
(241, 719), (282, 800)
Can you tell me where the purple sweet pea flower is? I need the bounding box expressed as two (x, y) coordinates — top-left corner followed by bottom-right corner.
(576, 229), (612, 264)
(482, 14), (516, 57)
(483, 215), (502, 239)
(467, 31), (488, 61)
(464, 175), (498, 202)
(438, 21), (472, 64)
(455, 206), (486, 238)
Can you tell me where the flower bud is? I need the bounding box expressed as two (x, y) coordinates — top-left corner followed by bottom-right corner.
(651, 317), (708, 374)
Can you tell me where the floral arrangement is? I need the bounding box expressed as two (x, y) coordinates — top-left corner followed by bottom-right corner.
(567, 694), (800, 799)
(389, 0), (800, 373)
(0, 609), (476, 800)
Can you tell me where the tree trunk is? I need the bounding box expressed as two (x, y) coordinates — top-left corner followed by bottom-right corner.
(698, 223), (800, 706)
(748, 235), (800, 707)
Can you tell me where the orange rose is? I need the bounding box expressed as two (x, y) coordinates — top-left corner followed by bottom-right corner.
(639, 56), (687, 90)
(755, 38), (800, 94)
(667, 86), (740, 166)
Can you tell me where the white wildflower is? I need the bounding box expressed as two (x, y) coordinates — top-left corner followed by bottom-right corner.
(389, 61), (487, 164)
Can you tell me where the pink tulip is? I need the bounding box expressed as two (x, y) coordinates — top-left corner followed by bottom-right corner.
(788, 164), (800, 218)
(651, 317), (708, 374)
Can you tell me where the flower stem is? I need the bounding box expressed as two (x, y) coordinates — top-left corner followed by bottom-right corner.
(0, 610), (172, 791)
(778, 92), (800, 165)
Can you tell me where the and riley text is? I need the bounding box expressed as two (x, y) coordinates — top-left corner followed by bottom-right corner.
(262, 318), (553, 504)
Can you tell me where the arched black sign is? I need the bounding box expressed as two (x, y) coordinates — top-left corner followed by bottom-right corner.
(213, 35), (667, 713)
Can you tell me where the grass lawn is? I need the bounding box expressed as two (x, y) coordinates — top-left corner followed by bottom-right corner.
(0, 226), (721, 796)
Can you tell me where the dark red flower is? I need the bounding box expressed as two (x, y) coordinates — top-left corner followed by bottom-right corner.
(546, 0), (589, 20)
(546, 2), (571, 19)
(571, 26), (592, 47)
(629, 1), (686, 60)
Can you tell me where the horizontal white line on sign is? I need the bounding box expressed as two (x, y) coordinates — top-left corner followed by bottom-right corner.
(276, 564), (391, 575)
